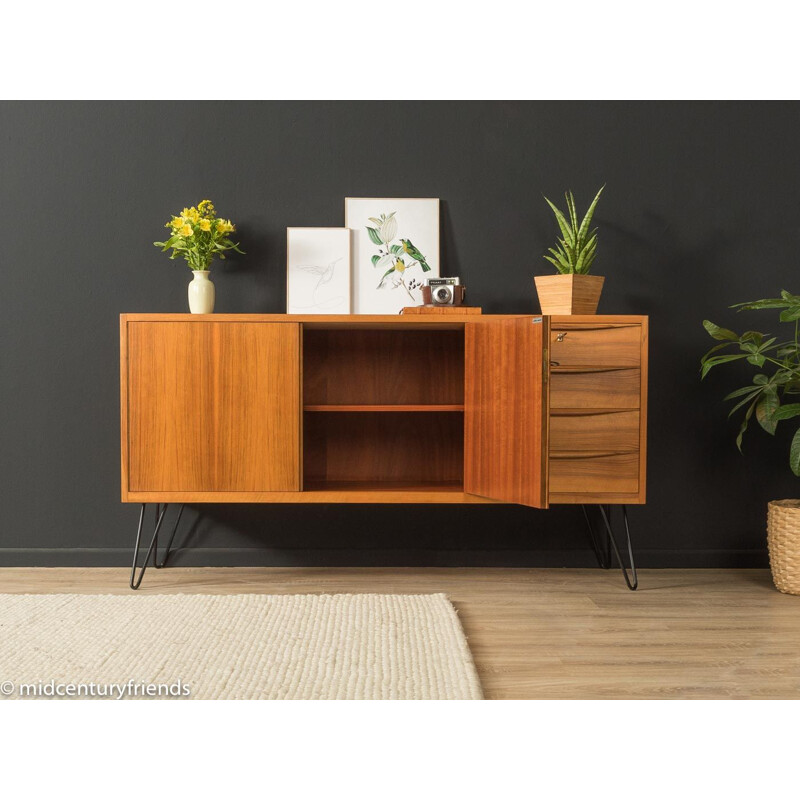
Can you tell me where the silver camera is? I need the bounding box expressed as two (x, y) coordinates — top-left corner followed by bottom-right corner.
(423, 277), (465, 306)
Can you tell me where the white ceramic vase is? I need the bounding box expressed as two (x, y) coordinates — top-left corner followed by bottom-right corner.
(188, 270), (215, 314)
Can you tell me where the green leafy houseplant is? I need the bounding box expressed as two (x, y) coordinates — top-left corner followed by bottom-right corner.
(542, 185), (605, 274)
(701, 291), (800, 474)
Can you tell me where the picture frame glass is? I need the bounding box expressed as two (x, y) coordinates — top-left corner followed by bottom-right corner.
(286, 227), (351, 314)
(345, 198), (440, 314)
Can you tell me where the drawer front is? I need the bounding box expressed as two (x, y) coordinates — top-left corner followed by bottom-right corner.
(551, 325), (641, 368)
(550, 410), (639, 455)
(549, 452), (639, 494)
(550, 368), (641, 409)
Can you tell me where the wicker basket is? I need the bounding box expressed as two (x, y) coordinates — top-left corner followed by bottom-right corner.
(767, 500), (800, 595)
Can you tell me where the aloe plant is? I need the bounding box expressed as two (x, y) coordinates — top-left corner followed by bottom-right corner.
(701, 291), (800, 475)
(542, 185), (605, 274)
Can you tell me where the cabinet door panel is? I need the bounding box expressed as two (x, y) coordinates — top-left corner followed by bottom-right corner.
(126, 322), (300, 492)
(464, 317), (548, 508)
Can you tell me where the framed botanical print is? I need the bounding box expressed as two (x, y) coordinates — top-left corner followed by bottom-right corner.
(345, 197), (440, 314)
(286, 227), (351, 314)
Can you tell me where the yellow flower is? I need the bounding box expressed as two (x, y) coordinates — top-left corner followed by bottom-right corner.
(216, 219), (235, 234)
(199, 219), (211, 232)
(168, 216), (184, 229)
(179, 224), (193, 237)
(198, 199), (215, 217)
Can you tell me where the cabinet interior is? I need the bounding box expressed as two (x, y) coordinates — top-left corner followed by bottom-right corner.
(302, 328), (465, 490)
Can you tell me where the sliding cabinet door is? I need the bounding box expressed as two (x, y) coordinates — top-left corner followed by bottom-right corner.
(464, 317), (549, 508)
(124, 321), (301, 495)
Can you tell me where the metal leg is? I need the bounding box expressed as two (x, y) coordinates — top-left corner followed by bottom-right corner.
(129, 503), (186, 589)
(155, 503), (185, 569)
(582, 504), (639, 591)
(582, 504), (611, 569)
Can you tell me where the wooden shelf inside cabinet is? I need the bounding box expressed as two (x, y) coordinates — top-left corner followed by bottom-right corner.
(303, 404), (465, 412)
(303, 480), (465, 492)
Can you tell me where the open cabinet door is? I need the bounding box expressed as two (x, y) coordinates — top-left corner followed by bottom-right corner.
(464, 316), (549, 507)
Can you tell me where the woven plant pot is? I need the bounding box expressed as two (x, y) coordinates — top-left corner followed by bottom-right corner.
(767, 500), (800, 595)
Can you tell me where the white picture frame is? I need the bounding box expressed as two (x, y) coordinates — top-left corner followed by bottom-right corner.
(345, 197), (440, 314)
(286, 227), (351, 314)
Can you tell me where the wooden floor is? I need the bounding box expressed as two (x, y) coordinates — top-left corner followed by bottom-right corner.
(2, 567), (799, 699)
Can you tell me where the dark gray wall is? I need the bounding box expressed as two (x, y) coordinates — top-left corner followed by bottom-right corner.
(2, 101), (797, 568)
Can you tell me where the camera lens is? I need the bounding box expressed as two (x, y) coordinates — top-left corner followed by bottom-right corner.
(434, 287), (450, 302)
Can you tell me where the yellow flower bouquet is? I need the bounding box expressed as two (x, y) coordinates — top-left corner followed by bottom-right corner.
(154, 199), (245, 270)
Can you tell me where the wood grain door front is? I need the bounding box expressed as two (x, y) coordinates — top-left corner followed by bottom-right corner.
(464, 317), (549, 508)
(126, 322), (301, 493)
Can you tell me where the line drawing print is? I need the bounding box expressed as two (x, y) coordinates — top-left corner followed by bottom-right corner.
(292, 257), (346, 310)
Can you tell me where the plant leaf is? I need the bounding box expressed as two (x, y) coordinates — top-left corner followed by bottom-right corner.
(576, 184), (605, 249)
(773, 403), (800, 421)
(779, 305), (800, 322)
(566, 191), (578, 235)
(728, 389), (763, 417)
(366, 227), (382, 246)
(543, 255), (569, 274)
(724, 384), (764, 401)
(791, 427), (800, 476)
(756, 387), (779, 434)
(543, 195), (575, 249)
(702, 320), (739, 341)
(736, 401), (756, 451)
(700, 353), (748, 379)
(731, 297), (789, 311)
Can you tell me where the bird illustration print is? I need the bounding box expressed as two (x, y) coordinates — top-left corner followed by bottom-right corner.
(366, 213), (432, 301)
(400, 239), (431, 273)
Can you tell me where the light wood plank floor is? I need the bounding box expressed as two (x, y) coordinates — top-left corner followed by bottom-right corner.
(1, 567), (798, 699)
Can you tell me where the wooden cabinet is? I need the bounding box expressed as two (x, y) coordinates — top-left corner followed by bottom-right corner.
(120, 314), (647, 507)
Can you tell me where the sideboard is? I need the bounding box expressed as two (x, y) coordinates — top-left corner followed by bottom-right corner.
(120, 313), (648, 587)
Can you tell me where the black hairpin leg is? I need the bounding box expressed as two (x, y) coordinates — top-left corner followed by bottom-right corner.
(129, 503), (185, 590)
(582, 504), (638, 591)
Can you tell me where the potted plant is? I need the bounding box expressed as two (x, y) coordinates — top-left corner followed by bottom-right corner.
(701, 290), (800, 594)
(154, 199), (245, 314)
(536, 185), (605, 315)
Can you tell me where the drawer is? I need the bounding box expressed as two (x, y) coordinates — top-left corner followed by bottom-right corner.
(550, 410), (639, 455)
(550, 368), (641, 409)
(550, 324), (641, 368)
(549, 451), (639, 494)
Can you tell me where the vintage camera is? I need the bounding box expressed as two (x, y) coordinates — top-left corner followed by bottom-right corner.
(422, 277), (466, 306)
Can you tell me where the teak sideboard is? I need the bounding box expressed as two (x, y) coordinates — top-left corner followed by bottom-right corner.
(120, 314), (647, 509)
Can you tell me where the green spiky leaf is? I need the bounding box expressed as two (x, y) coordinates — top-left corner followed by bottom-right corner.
(576, 185), (605, 248)
(543, 196), (575, 249)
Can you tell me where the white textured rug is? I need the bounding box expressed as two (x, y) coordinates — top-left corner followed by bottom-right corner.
(0, 593), (482, 700)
